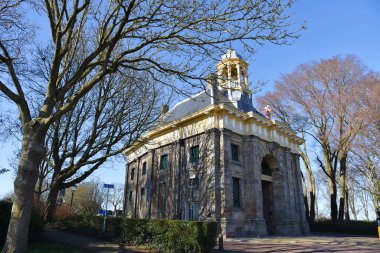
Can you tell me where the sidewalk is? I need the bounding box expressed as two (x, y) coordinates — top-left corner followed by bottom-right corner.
(212, 233), (380, 253)
(43, 229), (380, 253)
(42, 229), (154, 253)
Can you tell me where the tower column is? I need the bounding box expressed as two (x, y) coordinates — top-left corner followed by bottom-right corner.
(227, 63), (231, 88)
(236, 63), (241, 87)
(244, 68), (248, 89)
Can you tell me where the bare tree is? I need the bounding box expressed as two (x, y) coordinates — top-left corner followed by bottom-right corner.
(323, 57), (371, 221)
(0, 0), (302, 251)
(348, 72), (380, 219)
(260, 56), (377, 220)
(107, 185), (124, 216)
(64, 180), (104, 216)
(42, 72), (160, 222)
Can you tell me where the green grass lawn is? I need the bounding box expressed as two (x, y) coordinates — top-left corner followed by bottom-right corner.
(28, 239), (93, 253)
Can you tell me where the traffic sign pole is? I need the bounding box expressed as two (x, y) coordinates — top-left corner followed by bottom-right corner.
(102, 184), (114, 233)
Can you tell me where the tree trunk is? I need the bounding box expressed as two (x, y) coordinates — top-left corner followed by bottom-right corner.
(338, 153), (347, 220)
(34, 173), (45, 214)
(301, 175), (310, 221)
(44, 180), (61, 222)
(309, 190), (316, 222)
(323, 151), (338, 220)
(330, 184), (338, 220)
(34, 177), (43, 201)
(344, 189), (350, 220)
(307, 169), (316, 222)
(299, 141), (316, 222)
(349, 199), (358, 220)
(2, 126), (46, 253)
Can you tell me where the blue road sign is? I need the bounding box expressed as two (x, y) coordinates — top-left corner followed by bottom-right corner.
(98, 209), (112, 216)
(103, 184), (114, 189)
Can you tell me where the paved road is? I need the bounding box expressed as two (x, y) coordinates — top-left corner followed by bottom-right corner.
(212, 234), (380, 253)
(43, 229), (380, 252)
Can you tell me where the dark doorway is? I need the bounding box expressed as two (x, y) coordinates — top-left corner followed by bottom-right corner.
(261, 180), (274, 234)
(261, 156), (277, 234)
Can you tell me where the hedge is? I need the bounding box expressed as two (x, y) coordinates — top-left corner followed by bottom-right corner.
(309, 220), (378, 236)
(120, 219), (217, 253)
(59, 216), (217, 253)
(59, 215), (123, 240)
(0, 201), (44, 247)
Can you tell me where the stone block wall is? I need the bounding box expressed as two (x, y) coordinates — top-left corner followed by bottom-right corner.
(125, 127), (309, 237)
(125, 130), (220, 221)
(219, 130), (309, 237)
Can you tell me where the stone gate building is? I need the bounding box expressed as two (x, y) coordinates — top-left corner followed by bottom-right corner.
(123, 49), (309, 237)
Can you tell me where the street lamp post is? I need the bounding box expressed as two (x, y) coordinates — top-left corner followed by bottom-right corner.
(70, 185), (77, 207)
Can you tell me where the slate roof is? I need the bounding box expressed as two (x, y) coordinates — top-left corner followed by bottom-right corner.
(157, 90), (263, 126)
(159, 91), (213, 124)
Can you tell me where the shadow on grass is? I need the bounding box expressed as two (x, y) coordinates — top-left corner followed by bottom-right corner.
(28, 239), (93, 253)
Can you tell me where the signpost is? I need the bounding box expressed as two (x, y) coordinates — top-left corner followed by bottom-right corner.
(102, 184), (114, 233)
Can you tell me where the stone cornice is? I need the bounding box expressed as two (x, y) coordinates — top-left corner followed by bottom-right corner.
(124, 103), (304, 157)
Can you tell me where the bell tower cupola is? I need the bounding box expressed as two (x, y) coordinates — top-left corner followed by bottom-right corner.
(217, 49), (254, 112)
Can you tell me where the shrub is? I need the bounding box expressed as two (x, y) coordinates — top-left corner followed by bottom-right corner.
(120, 219), (217, 253)
(309, 220), (377, 236)
(59, 215), (123, 239)
(52, 205), (75, 221)
(0, 201), (44, 247)
(59, 215), (217, 252)
(121, 218), (149, 245)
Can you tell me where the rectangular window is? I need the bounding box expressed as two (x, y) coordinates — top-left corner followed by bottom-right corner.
(130, 168), (135, 180)
(160, 154), (169, 170)
(158, 183), (167, 211)
(232, 177), (241, 208)
(189, 202), (199, 221)
(146, 189), (151, 203)
(129, 191), (133, 201)
(231, 144), (239, 161)
(141, 188), (145, 198)
(190, 145), (200, 164)
(142, 162), (147, 175)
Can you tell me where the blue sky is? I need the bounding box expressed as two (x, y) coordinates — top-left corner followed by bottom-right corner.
(1, 0), (380, 201)
(250, 0), (380, 91)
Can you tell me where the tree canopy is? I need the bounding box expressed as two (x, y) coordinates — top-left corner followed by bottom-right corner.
(0, 1), (302, 252)
(259, 55), (380, 221)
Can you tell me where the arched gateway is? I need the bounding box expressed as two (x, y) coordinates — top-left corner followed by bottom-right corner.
(124, 49), (310, 237)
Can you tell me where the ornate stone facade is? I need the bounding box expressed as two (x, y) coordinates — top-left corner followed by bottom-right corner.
(124, 50), (309, 237)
